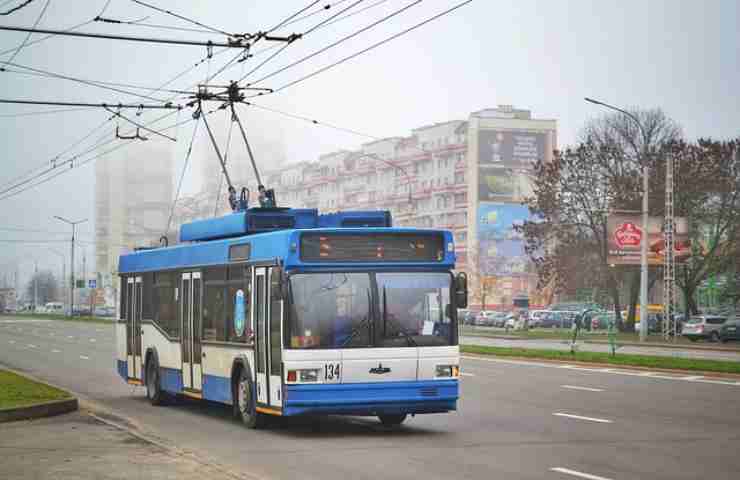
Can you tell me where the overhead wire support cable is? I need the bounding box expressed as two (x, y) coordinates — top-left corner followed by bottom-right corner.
(272, 0), (474, 93)
(0, 98), (182, 109)
(280, 0), (352, 29)
(164, 116), (201, 239)
(0, 25), (254, 48)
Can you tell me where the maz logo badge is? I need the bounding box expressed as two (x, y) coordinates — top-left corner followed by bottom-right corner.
(369, 363), (391, 375)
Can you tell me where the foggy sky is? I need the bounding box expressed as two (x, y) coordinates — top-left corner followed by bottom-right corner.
(1, 0), (738, 284)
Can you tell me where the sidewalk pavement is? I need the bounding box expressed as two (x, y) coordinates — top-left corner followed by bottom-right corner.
(460, 335), (740, 362)
(0, 411), (248, 480)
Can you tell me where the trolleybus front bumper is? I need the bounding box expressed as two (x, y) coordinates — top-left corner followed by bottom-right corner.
(283, 379), (458, 416)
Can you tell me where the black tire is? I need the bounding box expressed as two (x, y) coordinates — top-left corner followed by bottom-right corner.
(711, 331), (720, 343)
(145, 357), (167, 406)
(234, 367), (266, 429)
(721, 337), (729, 344)
(378, 414), (407, 426)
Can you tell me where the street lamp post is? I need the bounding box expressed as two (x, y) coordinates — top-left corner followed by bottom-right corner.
(585, 97), (650, 342)
(53, 216), (87, 317)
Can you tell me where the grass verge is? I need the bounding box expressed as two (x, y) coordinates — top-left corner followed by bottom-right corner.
(0, 370), (71, 410)
(1, 313), (113, 324)
(461, 345), (740, 374)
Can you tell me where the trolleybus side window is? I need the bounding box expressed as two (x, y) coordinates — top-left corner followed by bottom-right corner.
(203, 267), (227, 341)
(269, 268), (282, 376)
(142, 273), (153, 321)
(153, 271), (179, 338)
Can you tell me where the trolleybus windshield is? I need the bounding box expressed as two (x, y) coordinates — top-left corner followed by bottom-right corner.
(286, 272), (455, 349)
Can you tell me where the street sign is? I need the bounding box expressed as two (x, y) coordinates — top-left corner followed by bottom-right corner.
(88, 279), (96, 289)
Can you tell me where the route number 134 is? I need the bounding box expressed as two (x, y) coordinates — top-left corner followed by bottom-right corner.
(324, 363), (340, 381)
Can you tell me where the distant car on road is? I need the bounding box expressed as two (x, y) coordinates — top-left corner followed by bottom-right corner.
(94, 306), (116, 318)
(719, 319), (740, 343)
(682, 315), (727, 342)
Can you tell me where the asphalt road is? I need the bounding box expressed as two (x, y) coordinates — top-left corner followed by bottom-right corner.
(2, 316), (740, 480)
(460, 334), (740, 362)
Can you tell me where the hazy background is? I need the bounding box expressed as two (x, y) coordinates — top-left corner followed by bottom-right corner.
(1, 0), (738, 284)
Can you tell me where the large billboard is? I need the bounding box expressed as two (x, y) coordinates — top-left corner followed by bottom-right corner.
(607, 213), (691, 265)
(478, 130), (547, 201)
(477, 203), (530, 275)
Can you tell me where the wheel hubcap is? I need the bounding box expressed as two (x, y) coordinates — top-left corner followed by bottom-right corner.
(238, 379), (249, 414)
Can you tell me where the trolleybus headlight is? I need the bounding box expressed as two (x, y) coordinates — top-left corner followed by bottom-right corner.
(299, 369), (320, 382)
(436, 365), (459, 378)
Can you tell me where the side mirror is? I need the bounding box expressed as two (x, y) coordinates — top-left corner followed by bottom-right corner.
(455, 272), (468, 309)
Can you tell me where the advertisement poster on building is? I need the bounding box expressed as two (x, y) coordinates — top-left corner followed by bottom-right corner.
(477, 203), (530, 275)
(607, 213), (691, 265)
(477, 130), (546, 201)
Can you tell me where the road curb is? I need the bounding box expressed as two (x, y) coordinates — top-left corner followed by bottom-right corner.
(460, 351), (740, 380)
(0, 397), (79, 423)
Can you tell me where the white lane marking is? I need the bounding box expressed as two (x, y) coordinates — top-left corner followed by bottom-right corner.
(462, 355), (740, 387)
(8, 340), (15, 344)
(89, 338), (96, 342)
(52, 349), (61, 353)
(550, 467), (613, 480)
(553, 413), (612, 424)
(67, 336), (74, 339)
(49, 332), (55, 336)
(27, 344), (37, 348)
(682, 375), (704, 380)
(80, 355), (90, 360)
(460, 372), (475, 377)
(561, 385), (604, 392)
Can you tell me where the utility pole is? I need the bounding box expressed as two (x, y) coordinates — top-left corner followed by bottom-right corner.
(54, 216), (87, 317)
(585, 97), (650, 342)
(34, 261), (38, 311)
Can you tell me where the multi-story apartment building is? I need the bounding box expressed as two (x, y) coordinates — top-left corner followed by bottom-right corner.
(248, 105), (557, 308)
(95, 146), (173, 302)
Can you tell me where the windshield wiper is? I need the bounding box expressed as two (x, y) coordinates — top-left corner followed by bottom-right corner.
(340, 289), (373, 348)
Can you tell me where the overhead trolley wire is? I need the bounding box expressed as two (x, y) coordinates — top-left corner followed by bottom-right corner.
(2, 0), (51, 66)
(266, 1), (321, 34)
(279, 0), (353, 29)
(129, 0), (231, 37)
(1, 62), (173, 103)
(247, 0), (423, 87)
(303, 0), (365, 35)
(1, 0), (36, 16)
(164, 116), (201, 237)
(271, 0), (474, 93)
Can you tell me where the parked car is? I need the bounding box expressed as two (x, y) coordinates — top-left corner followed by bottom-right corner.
(682, 315), (728, 342)
(475, 310), (497, 326)
(94, 306), (116, 318)
(529, 310), (548, 328)
(719, 319), (740, 343)
(492, 312), (509, 328)
(540, 311), (573, 329)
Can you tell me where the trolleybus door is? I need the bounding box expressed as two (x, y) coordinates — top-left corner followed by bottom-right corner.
(126, 276), (143, 380)
(181, 271), (203, 392)
(254, 267), (268, 405)
(268, 267), (283, 408)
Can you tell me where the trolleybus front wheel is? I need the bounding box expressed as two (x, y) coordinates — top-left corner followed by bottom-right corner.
(236, 368), (266, 429)
(145, 358), (168, 406)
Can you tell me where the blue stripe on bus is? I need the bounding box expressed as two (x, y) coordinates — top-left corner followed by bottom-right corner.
(283, 380), (458, 416)
(117, 360), (127, 380)
(203, 374), (232, 404)
(159, 367), (183, 394)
